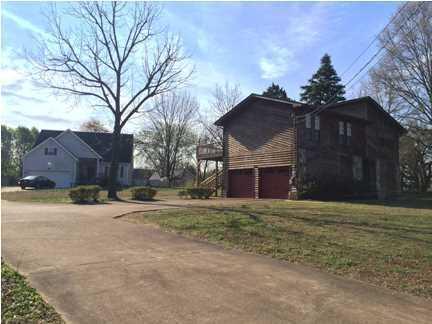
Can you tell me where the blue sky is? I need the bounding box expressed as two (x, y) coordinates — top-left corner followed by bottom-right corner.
(1, 1), (401, 132)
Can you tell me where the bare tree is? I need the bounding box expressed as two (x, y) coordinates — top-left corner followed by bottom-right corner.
(30, 2), (192, 198)
(400, 123), (432, 192)
(210, 82), (242, 117)
(371, 2), (432, 125)
(80, 118), (109, 132)
(136, 92), (198, 185)
(200, 82), (242, 147)
(358, 71), (408, 123)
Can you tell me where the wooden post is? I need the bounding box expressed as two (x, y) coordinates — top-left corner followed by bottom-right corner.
(215, 161), (218, 197)
(196, 160), (200, 187)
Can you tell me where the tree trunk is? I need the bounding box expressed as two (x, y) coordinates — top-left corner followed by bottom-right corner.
(108, 120), (121, 200)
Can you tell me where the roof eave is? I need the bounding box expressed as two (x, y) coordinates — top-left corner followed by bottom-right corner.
(214, 94), (302, 126)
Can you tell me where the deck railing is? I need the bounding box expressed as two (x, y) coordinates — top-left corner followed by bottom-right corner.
(196, 144), (223, 161)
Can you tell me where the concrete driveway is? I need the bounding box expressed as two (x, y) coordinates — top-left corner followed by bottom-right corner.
(2, 200), (432, 324)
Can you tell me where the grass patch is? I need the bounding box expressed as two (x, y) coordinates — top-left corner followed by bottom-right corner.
(1, 187), (183, 203)
(125, 194), (432, 299)
(1, 261), (64, 323)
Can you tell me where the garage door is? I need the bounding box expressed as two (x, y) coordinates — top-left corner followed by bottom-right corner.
(259, 166), (291, 199)
(29, 171), (74, 188)
(228, 169), (254, 198)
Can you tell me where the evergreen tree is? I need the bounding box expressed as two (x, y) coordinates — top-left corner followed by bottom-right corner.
(300, 54), (345, 105)
(262, 83), (291, 101)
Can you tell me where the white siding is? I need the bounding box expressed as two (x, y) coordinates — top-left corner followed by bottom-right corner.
(56, 131), (100, 159)
(23, 138), (77, 188)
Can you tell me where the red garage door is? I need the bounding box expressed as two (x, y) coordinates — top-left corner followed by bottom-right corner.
(228, 169), (254, 198)
(259, 166), (291, 199)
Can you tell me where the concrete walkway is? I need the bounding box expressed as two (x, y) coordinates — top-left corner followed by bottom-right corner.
(2, 200), (431, 324)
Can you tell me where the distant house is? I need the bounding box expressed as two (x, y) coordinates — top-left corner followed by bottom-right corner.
(132, 168), (153, 186)
(199, 94), (404, 199)
(148, 172), (166, 187)
(171, 169), (195, 187)
(23, 129), (133, 188)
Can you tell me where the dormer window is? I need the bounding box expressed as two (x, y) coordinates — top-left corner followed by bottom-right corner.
(45, 147), (57, 156)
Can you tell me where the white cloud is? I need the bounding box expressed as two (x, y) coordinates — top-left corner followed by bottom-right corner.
(2, 9), (50, 38)
(0, 68), (24, 86)
(0, 47), (103, 130)
(259, 45), (297, 79)
(257, 3), (331, 80)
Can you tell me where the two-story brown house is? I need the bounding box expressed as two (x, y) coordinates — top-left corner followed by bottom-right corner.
(214, 94), (405, 200)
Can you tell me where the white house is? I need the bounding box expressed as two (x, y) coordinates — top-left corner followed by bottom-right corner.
(22, 129), (134, 188)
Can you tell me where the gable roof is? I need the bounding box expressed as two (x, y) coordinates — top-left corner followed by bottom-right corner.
(25, 136), (78, 161)
(56, 129), (103, 159)
(34, 130), (134, 163)
(214, 94), (405, 133)
(322, 96), (405, 133)
(214, 93), (303, 126)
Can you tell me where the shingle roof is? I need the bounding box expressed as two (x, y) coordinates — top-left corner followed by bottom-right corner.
(34, 130), (134, 163)
(214, 93), (304, 126)
(214, 94), (405, 133)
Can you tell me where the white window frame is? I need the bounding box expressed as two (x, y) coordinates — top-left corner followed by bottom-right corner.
(305, 113), (311, 129)
(347, 122), (352, 137)
(314, 116), (320, 130)
(338, 121), (345, 135)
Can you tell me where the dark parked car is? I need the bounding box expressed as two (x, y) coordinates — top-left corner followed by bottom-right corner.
(18, 176), (56, 189)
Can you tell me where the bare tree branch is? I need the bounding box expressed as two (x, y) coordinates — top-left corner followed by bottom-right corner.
(29, 2), (193, 199)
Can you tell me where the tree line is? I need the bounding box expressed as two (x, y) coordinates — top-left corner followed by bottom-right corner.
(1, 125), (39, 184)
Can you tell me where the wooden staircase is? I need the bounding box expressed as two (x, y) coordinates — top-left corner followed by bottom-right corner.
(200, 170), (223, 196)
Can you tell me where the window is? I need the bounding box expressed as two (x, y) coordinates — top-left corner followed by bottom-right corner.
(347, 122), (352, 145)
(314, 116), (320, 130)
(353, 156), (363, 181)
(44, 147), (57, 155)
(120, 166), (124, 178)
(305, 113), (311, 128)
(104, 166), (109, 177)
(313, 116), (320, 142)
(338, 121), (345, 145)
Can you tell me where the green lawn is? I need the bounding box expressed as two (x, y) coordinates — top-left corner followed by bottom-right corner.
(124, 194), (432, 299)
(1, 187), (182, 203)
(1, 261), (64, 323)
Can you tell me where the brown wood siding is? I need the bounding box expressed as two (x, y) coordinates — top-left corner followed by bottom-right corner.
(221, 96), (401, 199)
(224, 101), (296, 170)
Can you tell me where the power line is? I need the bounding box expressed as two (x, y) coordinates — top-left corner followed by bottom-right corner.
(343, 2), (425, 91)
(297, 2), (424, 121)
(340, 2), (408, 79)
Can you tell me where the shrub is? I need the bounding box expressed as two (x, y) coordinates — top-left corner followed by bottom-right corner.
(131, 187), (157, 201)
(177, 190), (188, 199)
(69, 185), (101, 203)
(299, 175), (373, 200)
(186, 187), (213, 199)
